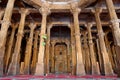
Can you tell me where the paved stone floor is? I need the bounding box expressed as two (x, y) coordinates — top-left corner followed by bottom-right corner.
(0, 74), (119, 80)
(0, 78), (119, 80)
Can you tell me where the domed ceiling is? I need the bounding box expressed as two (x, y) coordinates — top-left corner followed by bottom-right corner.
(46, 0), (74, 2)
(40, 0), (79, 4)
(22, 0), (98, 9)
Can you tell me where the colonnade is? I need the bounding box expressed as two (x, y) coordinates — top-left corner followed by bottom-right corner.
(0, 0), (120, 77)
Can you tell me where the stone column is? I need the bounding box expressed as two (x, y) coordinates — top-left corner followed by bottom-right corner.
(86, 23), (100, 75)
(83, 32), (91, 74)
(4, 23), (18, 73)
(31, 30), (39, 74)
(105, 0), (120, 46)
(24, 23), (36, 74)
(111, 45), (117, 69)
(96, 39), (103, 74)
(70, 4), (85, 75)
(92, 8), (114, 75)
(45, 26), (51, 74)
(0, 0), (16, 76)
(70, 24), (76, 75)
(104, 32), (115, 70)
(7, 8), (29, 75)
(51, 42), (55, 73)
(35, 4), (50, 75)
(66, 42), (71, 73)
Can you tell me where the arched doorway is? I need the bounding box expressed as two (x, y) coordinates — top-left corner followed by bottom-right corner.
(54, 43), (67, 73)
(49, 26), (71, 74)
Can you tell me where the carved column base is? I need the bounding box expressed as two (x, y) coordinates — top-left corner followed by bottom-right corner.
(31, 63), (36, 74)
(0, 58), (3, 77)
(7, 62), (19, 75)
(104, 62), (114, 76)
(46, 65), (49, 74)
(92, 63), (100, 75)
(35, 63), (44, 75)
(0, 47), (5, 76)
(24, 66), (30, 74)
(51, 68), (55, 73)
(20, 62), (24, 74)
(76, 63), (86, 76)
(72, 65), (76, 75)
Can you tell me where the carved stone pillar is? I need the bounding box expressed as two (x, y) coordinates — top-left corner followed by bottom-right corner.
(105, 0), (120, 46)
(66, 42), (71, 73)
(45, 27), (51, 74)
(7, 8), (29, 75)
(24, 23), (36, 74)
(31, 31), (39, 74)
(104, 32), (115, 71)
(0, 0), (16, 76)
(92, 8), (114, 75)
(86, 23), (100, 75)
(51, 42), (55, 73)
(111, 45), (117, 70)
(35, 4), (50, 75)
(4, 23), (18, 73)
(70, 24), (76, 75)
(70, 4), (85, 75)
(83, 32), (91, 74)
(96, 39), (103, 74)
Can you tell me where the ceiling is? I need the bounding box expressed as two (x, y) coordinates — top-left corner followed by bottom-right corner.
(46, 0), (73, 2)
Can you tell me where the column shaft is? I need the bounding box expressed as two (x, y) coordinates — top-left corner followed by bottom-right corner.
(51, 42), (55, 73)
(93, 8), (113, 75)
(45, 28), (51, 74)
(106, 0), (120, 48)
(35, 6), (50, 75)
(7, 8), (28, 75)
(0, 0), (15, 76)
(24, 23), (36, 74)
(87, 23), (100, 75)
(71, 25), (76, 75)
(67, 43), (71, 73)
(83, 32), (91, 74)
(72, 8), (85, 75)
(104, 33), (115, 70)
(31, 31), (39, 74)
(4, 24), (17, 73)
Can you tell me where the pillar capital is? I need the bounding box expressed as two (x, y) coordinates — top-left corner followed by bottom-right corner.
(35, 30), (39, 34)
(70, 7), (81, 15)
(28, 23), (37, 30)
(11, 23), (18, 29)
(39, 2), (50, 16)
(66, 42), (70, 46)
(70, 2), (79, 11)
(51, 41), (56, 46)
(91, 7), (102, 15)
(85, 22), (94, 29)
(19, 8), (29, 16)
(70, 1), (80, 14)
(83, 31), (88, 35)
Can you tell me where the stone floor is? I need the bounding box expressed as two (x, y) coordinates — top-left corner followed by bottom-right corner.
(0, 74), (119, 80)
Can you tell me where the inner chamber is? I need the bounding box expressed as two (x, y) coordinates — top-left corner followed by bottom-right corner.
(49, 26), (71, 74)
